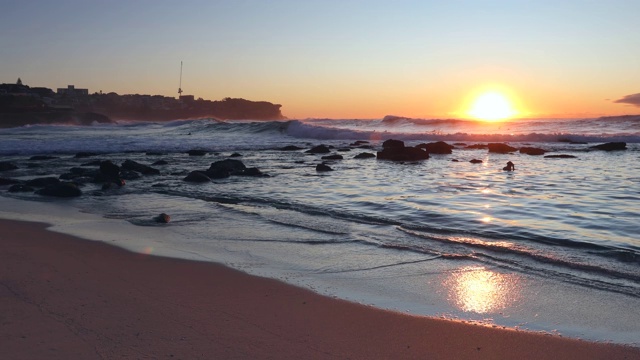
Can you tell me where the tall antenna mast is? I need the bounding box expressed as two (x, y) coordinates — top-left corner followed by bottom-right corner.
(178, 61), (183, 98)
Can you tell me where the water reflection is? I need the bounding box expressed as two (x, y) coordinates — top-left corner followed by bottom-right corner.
(444, 266), (521, 313)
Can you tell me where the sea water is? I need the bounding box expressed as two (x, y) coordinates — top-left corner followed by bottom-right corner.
(1, 115), (639, 344)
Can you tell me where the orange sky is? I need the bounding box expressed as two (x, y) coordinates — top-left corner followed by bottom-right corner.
(2, 1), (639, 119)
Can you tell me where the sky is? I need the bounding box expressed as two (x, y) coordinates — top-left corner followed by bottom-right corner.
(1, 0), (639, 119)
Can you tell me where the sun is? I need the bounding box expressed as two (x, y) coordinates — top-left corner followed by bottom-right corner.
(467, 92), (517, 122)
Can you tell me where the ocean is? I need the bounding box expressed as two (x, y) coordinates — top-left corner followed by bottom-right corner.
(1, 115), (639, 344)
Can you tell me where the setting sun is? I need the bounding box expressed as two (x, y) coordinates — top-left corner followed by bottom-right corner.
(467, 92), (517, 121)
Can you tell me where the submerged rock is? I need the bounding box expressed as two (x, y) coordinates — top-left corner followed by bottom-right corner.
(25, 177), (60, 187)
(316, 163), (333, 172)
(121, 160), (160, 175)
(0, 161), (18, 171)
(377, 139), (429, 161)
(321, 154), (344, 160)
(590, 142), (627, 151)
(305, 145), (331, 154)
(354, 152), (376, 159)
(279, 145), (304, 151)
(416, 141), (454, 154)
(187, 149), (207, 156)
(183, 171), (211, 183)
(36, 182), (82, 197)
(29, 155), (59, 161)
(544, 154), (577, 159)
(520, 147), (546, 155)
(487, 143), (517, 153)
(8, 184), (34, 193)
(469, 159), (483, 164)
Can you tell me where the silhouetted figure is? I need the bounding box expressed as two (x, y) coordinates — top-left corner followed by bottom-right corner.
(503, 161), (515, 171)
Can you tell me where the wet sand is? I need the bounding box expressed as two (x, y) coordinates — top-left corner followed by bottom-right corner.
(1, 218), (638, 360)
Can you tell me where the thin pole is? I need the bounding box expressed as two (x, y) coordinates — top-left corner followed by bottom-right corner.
(178, 61), (183, 98)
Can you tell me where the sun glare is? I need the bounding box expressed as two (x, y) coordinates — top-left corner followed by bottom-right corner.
(468, 92), (517, 122)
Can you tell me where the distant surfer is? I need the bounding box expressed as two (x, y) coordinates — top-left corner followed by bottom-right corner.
(503, 161), (515, 171)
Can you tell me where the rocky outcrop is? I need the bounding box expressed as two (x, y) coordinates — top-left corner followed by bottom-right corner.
(8, 184), (34, 192)
(321, 154), (343, 160)
(316, 163), (333, 172)
(377, 139), (429, 161)
(416, 141), (454, 154)
(36, 182), (82, 197)
(305, 145), (331, 154)
(279, 145), (304, 151)
(25, 177), (60, 187)
(121, 160), (160, 175)
(470, 159), (483, 164)
(187, 150), (207, 156)
(184, 171), (211, 183)
(589, 142), (627, 151)
(519, 147), (546, 155)
(487, 143), (517, 153)
(354, 152), (376, 159)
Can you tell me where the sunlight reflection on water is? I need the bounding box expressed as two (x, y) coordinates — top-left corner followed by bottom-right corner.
(444, 266), (521, 314)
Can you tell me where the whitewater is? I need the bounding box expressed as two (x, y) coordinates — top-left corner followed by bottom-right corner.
(1, 115), (639, 344)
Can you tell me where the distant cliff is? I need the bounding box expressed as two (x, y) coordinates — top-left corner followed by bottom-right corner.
(0, 81), (285, 127)
(92, 96), (285, 121)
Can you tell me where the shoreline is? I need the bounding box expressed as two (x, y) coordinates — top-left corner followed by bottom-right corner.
(1, 218), (639, 359)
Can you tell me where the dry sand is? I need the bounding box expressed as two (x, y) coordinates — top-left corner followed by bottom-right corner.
(1, 218), (638, 359)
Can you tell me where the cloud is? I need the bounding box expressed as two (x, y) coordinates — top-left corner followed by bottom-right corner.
(614, 93), (640, 107)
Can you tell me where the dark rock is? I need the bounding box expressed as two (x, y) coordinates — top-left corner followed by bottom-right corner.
(81, 160), (103, 166)
(119, 170), (141, 180)
(590, 142), (627, 151)
(451, 159), (459, 162)
(520, 147), (546, 155)
(151, 160), (169, 166)
(470, 159), (483, 164)
(382, 139), (405, 150)
(36, 182), (82, 197)
(29, 155), (59, 161)
(0, 177), (21, 186)
(0, 161), (18, 171)
(416, 141), (454, 154)
(354, 152), (376, 159)
(337, 148), (352, 152)
(237, 168), (266, 177)
(155, 213), (171, 223)
(146, 152), (167, 156)
(100, 160), (121, 178)
(121, 160), (160, 175)
(187, 149), (207, 156)
(321, 154), (344, 160)
(205, 168), (231, 179)
(8, 184), (34, 192)
(544, 154), (577, 159)
(377, 140), (429, 161)
(74, 152), (98, 158)
(558, 138), (587, 144)
(305, 145), (331, 154)
(183, 171), (211, 183)
(487, 143), (517, 153)
(454, 143), (467, 146)
(316, 163), (333, 172)
(230, 153), (243, 157)
(466, 144), (488, 149)
(207, 159), (246, 174)
(350, 140), (370, 146)
(25, 177), (60, 187)
(279, 145), (304, 151)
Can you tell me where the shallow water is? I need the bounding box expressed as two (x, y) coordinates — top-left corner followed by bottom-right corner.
(1, 116), (639, 344)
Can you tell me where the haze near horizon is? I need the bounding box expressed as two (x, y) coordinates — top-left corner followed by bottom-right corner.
(2, 0), (639, 119)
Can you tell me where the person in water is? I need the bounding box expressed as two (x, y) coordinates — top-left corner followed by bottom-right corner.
(503, 161), (515, 171)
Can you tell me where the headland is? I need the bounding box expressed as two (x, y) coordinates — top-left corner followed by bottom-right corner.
(0, 79), (284, 127)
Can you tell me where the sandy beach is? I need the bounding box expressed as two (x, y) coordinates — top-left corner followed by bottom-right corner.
(1, 218), (638, 360)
